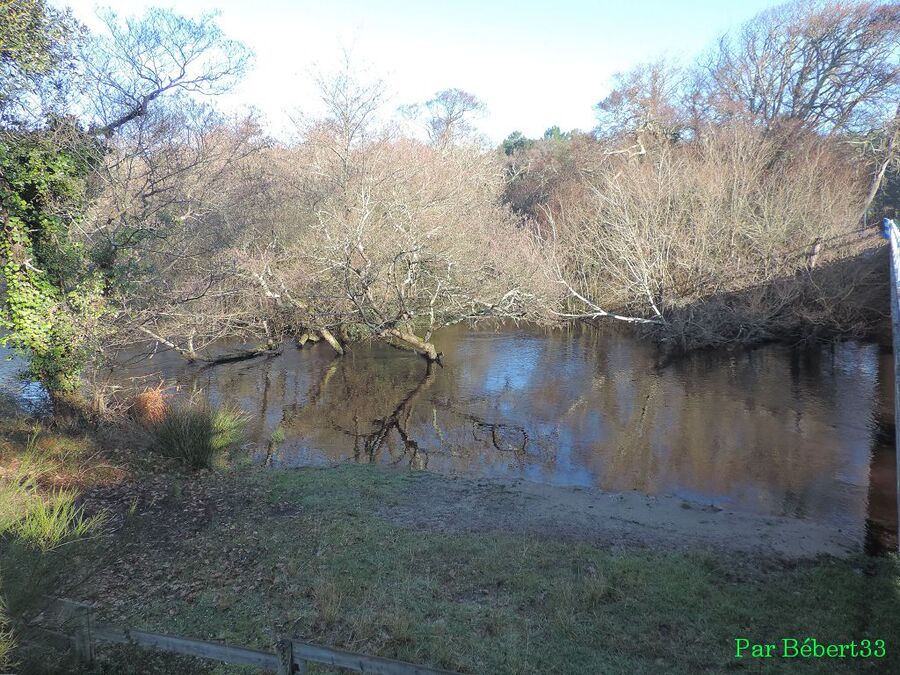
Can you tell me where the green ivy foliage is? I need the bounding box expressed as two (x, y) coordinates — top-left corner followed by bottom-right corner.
(0, 130), (105, 393)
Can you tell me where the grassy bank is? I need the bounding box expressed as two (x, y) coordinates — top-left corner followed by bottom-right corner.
(1, 413), (899, 673)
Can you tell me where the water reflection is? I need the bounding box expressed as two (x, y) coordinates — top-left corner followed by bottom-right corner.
(5, 324), (895, 550)
(0, 348), (50, 412)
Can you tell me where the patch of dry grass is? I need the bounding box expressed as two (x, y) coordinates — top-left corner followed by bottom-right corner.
(131, 387), (168, 426)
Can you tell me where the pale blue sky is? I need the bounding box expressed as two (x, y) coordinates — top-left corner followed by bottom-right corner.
(57, 0), (786, 141)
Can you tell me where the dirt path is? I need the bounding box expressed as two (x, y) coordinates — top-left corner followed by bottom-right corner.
(380, 472), (859, 559)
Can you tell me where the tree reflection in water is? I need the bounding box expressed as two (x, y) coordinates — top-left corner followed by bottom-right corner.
(275, 356), (532, 470)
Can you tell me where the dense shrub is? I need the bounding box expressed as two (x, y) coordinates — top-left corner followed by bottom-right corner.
(542, 123), (880, 346)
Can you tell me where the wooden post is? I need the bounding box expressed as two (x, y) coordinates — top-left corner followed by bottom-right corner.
(72, 604), (95, 663)
(276, 639), (294, 675)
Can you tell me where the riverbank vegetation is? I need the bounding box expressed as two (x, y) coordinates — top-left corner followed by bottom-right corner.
(504, 0), (899, 346)
(0, 0), (898, 398)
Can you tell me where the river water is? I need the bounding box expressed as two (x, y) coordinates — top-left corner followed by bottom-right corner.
(2, 325), (897, 552)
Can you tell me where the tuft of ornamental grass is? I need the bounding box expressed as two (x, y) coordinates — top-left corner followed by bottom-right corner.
(151, 403), (246, 470)
(1, 475), (103, 553)
(132, 387), (168, 426)
(15, 488), (103, 552)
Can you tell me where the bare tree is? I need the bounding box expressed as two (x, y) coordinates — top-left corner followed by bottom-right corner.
(80, 8), (251, 137)
(265, 71), (557, 362)
(702, 0), (900, 135)
(402, 88), (486, 146)
(65, 9), (270, 363)
(304, 53), (385, 182)
(854, 102), (900, 220)
(594, 60), (688, 152)
(86, 108), (273, 361)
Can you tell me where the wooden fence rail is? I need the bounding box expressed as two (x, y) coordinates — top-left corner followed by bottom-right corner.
(38, 599), (457, 675)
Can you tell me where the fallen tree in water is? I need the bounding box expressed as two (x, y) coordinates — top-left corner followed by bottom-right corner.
(103, 66), (558, 368)
(223, 67), (558, 364)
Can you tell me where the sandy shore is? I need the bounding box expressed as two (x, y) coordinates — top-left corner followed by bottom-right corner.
(381, 471), (859, 559)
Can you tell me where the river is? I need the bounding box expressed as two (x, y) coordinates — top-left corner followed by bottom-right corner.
(2, 324), (897, 553)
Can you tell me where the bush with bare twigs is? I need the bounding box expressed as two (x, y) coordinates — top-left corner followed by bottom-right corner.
(537, 122), (884, 346)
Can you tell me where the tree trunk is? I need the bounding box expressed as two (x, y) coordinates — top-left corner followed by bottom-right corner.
(861, 150), (895, 223)
(860, 106), (899, 223)
(381, 328), (441, 363)
(138, 326), (197, 362)
(318, 327), (344, 355)
(297, 332), (321, 347)
(199, 348), (281, 367)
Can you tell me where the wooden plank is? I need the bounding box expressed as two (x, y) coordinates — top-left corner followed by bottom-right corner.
(22, 626), (74, 651)
(42, 597), (458, 674)
(92, 626), (280, 671)
(290, 641), (458, 674)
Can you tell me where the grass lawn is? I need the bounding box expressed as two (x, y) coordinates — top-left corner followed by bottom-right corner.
(1, 416), (899, 673)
